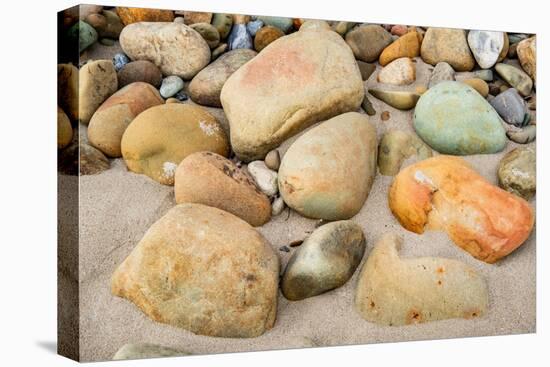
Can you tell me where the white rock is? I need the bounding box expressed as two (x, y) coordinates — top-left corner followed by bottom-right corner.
(467, 30), (504, 69)
(272, 196), (286, 216)
(248, 161), (278, 196)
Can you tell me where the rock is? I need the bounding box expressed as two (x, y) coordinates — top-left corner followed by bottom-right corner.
(509, 33), (529, 44)
(57, 64), (79, 121)
(264, 149), (281, 171)
(228, 23), (253, 50)
(272, 196), (285, 216)
(379, 31), (420, 66)
(174, 152), (272, 226)
(508, 42), (518, 59)
(490, 88), (529, 127)
(232, 15), (251, 25)
(220, 29), (364, 161)
(368, 89), (420, 110)
(278, 112), (377, 220)
(428, 61), (455, 88)
(58, 142), (110, 176)
(282, 221), (366, 300)
(88, 82), (164, 157)
(257, 16), (293, 33)
(377, 57), (416, 85)
(254, 25), (285, 52)
(120, 22), (211, 79)
(378, 130), (432, 176)
(467, 30), (504, 69)
(357, 61), (377, 81)
(173, 17), (184, 24)
(57, 107), (73, 149)
(189, 49), (257, 107)
(165, 98), (179, 104)
(116, 7), (174, 25)
(111, 203), (279, 337)
(190, 22), (220, 49)
(413, 81), (506, 155)
(517, 36), (536, 81)
(211, 43), (228, 60)
(497, 32), (510, 62)
(113, 343), (189, 360)
(85, 9), (124, 39)
(247, 161), (278, 197)
(498, 146), (535, 200)
(420, 28), (475, 71)
(181, 11), (212, 25)
(174, 91), (189, 101)
(121, 104), (229, 185)
(332, 21), (356, 36)
(68, 20), (97, 53)
(495, 63), (533, 97)
(99, 38), (115, 46)
(117, 60), (162, 88)
(381, 111), (390, 121)
(455, 69), (494, 82)
(391, 25), (408, 36)
(507, 125), (536, 144)
(355, 233), (488, 325)
(79, 60), (118, 125)
(345, 25), (393, 62)
(461, 78), (489, 97)
(160, 76), (184, 98)
(300, 20), (331, 32)
(389, 156), (534, 263)
(112, 52), (130, 71)
(246, 19), (264, 36)
(212, 13), (233, 40)
(361, 96), (376, 115)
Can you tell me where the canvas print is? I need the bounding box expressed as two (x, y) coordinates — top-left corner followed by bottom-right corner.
(57, 3), (537, 362)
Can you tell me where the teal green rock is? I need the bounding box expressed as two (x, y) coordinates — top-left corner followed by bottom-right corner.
(68, 20), (98, 53)
(257, 16), (293, 33)
(413, 81), (506, 155)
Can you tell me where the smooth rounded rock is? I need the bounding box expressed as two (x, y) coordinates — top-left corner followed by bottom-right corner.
(88, 82), (164, 157)
(85, 9), (124, 39)
(428, 61), (455, 88)
(174, 152), (272, 226)
(300, 20), (331, 32)
(421, 28), (475, 71)
(461, 78), (489, 97)
(117, 60), (162, 88)
(264, 149), (281, 171)
(254, 25), (285, 52)
(378, 130), (432, 176)
(368, 89), (420, 110)
(272, 196), (285, 216)
(247, 161), (278, 197)
(345, 25), (393, 62)
(517, 36), (536, 82)
(414, 81), (506, 155)
(228, 23), (253, 50)
(278, 112), (377, 220)
(498, 146), (536, 200)
(221, 29), (364, 161)
(121, 104), (229, 185)
(180, 11), (212, 25)
(68, 20), (97, 53)
(111, 203), (279, 337)
(79, 60), (118, 125)
(507, 125), (536, 144)
(57, 107), (73, 149)
(377, 57), (416, 85)
(379, 31), (420, 66)
(282, 220), (366, 301)
(189, 49), (257, 107)
(116, 7), (174, 25)
(490, 88), (529, 127)
(112, 52), (130, 71)
(257, 16), (293, 33)
(113, 344), (189, 360)
(495, 63), (533, 97)
(57, 63), (79, 121)
(190, 22), (220, 49)
(160, 75), (184, 98)
(467, 30), (504, 69)
(212, 13), (233, 40)
(120, 22), (211, 79)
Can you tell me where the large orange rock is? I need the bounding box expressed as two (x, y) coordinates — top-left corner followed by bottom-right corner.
(116, 7), (174, 25)
(379, 31), (420, 66)
(389, 156), (534, 263)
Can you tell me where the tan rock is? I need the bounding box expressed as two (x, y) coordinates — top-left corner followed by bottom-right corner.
(420, 28), (475, 71)
(121, 103), (229, 185)
(116, 7), (174, 25)
(379, 31), (420, 66)
(57, 107), (73, 149)
(389, 156), (534, 263)
(111, 203), (279, 337)
(117, 60), (163, 88)
(120, 22), (211, 80)
(221, 29), (363, 161)
(461, 78), (489, 97)
(497, 32), (509, 63)
(377, 57), (416, 85)
(79, 60), (118, 125)
(355, 233), (488, 325)
(88, 82), (164, 157)
(345, 25), (393, 62)
(254, 26), (285, 52)
(57, 64), (79, 122)
(378, 130), (432, 176)
(180, 11), (212, 25)
(174, 152), (272, 226)
(517, 36), (536, 82)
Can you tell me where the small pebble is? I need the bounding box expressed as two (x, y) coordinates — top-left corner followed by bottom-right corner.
(99, 38), (115, 46)
(264, 150), (281, 171)
(272, 196), (285, 216)
(174, 91), (189, 101)
(361, 96), (376, 116)
(381, 111), (390, 121)
(160, 76), (184, 98)
(289, 239), (304, 248)
(279, 246), (290, 253)
(248, 161), (278, 196)
(113, 53), (130, 72)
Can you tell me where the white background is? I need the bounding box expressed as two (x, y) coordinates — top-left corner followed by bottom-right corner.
(0, 0), (547, 365)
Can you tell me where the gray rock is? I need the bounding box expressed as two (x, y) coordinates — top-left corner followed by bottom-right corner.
(467, 30), (504, 69)
(113, 343), (189, 360)
(508, 33), (529, 44)
(497, 146), (535, 200)
(361, 95), (376, 115)
(495, 63), (533, 97)
(247, 20), (264, 36)
(507, 125), (536, 144)
(357, 60), (377, 81)
(272, 196), (286, 216)
(160, 76), (184, 98)
(281, 220), (366, 300)
(113, 53), (130, 71)
(228, 23), (253, 50)
(490, 88), (529, 127)
(345, 25), (392, 62)
(248, 161), (278, 196)
(428, 62), (455, 88)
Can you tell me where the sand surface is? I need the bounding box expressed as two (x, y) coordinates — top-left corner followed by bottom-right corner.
(73, 46), (536, 362)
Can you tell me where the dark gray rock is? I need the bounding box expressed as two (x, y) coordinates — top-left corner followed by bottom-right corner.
(490, 88), (529, 127)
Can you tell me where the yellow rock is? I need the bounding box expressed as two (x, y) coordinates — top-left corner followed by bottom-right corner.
(57, 106), (73, 149)
(379, 32), (420, 66)
(462, 78), (489, 97)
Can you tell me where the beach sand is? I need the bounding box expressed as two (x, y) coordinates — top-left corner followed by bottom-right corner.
(70, 43), (536, 362)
